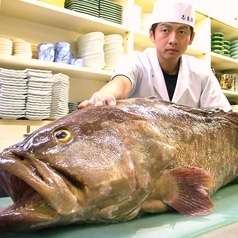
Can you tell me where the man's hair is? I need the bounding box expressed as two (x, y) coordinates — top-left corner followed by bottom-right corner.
(150, 23), (194, 38)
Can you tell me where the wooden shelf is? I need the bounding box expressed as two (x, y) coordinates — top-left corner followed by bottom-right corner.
(222, 90), (238, 97)
(0, 119), (53, 127)
(135, 0), (154, 12)
(1, 0), (238, 131)
(0, 55), (113, 82)
(134, 31), (154, 50)
(186, 45), (207, 60)
(211, 18), (238, 41)
(211, 52), (238, 73)
(1, 0), (130, 36)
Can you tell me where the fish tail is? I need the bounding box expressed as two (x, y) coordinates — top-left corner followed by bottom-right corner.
(160, 167), (215, 216)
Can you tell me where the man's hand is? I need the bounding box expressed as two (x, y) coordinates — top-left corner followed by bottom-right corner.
(78, 93), (116, 109)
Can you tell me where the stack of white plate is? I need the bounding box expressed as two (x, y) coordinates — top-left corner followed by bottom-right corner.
(0, 68), (27, 119)
(127, 4), (142, 31)
(50, 73), (70, 119)
(141, 13), (153, 32)
(25, 68), (54, 120)
(0, 38), (12, 56)
(103, 34), (124, 71)
(12, 38), (32, 59)
(77, 32), (105, 69)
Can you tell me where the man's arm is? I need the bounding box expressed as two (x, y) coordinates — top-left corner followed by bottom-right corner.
(78, 75), (132, 108)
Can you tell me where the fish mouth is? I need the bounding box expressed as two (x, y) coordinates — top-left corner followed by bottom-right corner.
(0, 170), (55, 226)
(0, 151), (82, 230)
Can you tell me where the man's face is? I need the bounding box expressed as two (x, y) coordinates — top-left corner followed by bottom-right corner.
(150, 22), (195, 62)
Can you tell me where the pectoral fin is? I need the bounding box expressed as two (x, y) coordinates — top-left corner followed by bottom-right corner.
(142, 167), (215, 216)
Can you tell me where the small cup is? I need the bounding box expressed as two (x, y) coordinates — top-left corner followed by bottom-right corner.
(38, 43), (55, 62)
(54, 42), (71, 64)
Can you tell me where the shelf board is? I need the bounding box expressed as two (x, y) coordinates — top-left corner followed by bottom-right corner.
(211, 52), (238, 73)
(222, 90), (238, 97)
(185, 45), (207, 59)
(1, 0), (130, 36)
(0, 55), (113, 81)
(211, 18), (238, 40)
(135, 0), (155, 13)
(0, 119), (53, 127)
(134, 31), (154, 49)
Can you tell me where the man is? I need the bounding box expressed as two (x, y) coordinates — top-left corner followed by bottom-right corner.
(79, 0), (231, 112)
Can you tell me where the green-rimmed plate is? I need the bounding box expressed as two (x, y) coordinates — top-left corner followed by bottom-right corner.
(212, 32), (224, 37)
(211, 40), (223, 46)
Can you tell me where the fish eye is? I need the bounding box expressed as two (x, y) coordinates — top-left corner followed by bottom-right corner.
(54, 129), (72, 143)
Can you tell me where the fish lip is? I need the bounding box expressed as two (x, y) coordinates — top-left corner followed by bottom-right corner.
(0, 152), (55, 212)
(0, 150), (79, 217)
(0, 167), (36, 202)
(0, 158), (57, 231)
(0, 151), (37, 201)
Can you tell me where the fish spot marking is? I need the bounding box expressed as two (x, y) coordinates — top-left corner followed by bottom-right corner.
(99, 185), (112, 196)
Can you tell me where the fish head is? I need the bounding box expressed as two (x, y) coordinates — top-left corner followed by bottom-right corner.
(0, 99), (174, 232)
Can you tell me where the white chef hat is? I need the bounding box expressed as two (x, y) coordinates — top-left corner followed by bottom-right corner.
(151, 0), (195, 28)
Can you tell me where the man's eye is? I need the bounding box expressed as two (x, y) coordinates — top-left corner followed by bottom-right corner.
(179, 31), (187, 34)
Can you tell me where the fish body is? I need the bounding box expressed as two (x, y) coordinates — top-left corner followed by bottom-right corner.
(0, 97), (238, 232)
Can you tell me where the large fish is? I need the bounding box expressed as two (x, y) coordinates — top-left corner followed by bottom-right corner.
(0, 97), (238, 233)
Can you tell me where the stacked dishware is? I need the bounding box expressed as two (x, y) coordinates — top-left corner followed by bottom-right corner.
(38, 41), (83, 66)
(99, 0), (122, 24)
(65, 0), (100, 17)
(211, 32), (224, 56)
(68, 102), (80, 113)
(141, 13), (153, 32)
(50, 73), (70, 119)
(25, 68), (54, 120)
(0, 67), (70, 120)
(127, 4), (142, 31)
(12, 38), (32, 60)
(54, 41), (73, 64)
(0, 68), (27, 119)
(222, 40), (231, 57)
(38, 0), (65, 8)
(233, 74), (238, 91)
(217, 73), (234, 90)
(77, 31), (105, 69)
(230, 40), (238, 60)
(0, 37), (12, 56)
(103, 34), (124, 71)
(38, 43), (55, 62)
(31, 44), (38, 59)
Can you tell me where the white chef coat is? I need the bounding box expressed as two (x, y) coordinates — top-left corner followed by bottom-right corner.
(111, 48), (232, 112)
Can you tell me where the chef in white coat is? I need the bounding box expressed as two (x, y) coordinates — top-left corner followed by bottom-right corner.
(79, 0), (232, 112)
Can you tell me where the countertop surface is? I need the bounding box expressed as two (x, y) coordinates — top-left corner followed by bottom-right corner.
(1, 184), (238, 238)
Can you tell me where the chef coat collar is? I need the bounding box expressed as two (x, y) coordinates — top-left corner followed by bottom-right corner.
(172, 56), (190, 102)
(148, 48), (189, 102)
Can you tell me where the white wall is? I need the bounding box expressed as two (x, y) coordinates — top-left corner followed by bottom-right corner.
(0, 125), (26, 152)
(0, 125), (41, 152)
